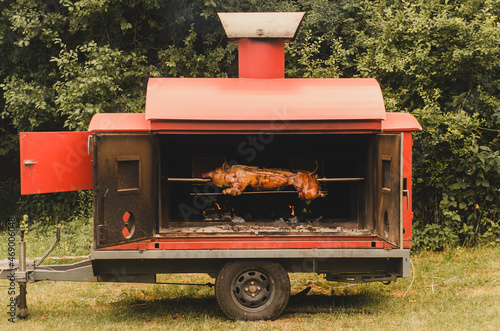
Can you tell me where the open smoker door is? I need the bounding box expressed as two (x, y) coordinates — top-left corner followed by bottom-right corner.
(20, 132), (93, 194)
(375, 133), (403, 247)
(93, 134), (156, 248)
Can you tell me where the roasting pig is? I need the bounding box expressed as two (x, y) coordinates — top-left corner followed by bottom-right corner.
(201, 164), (326, 200)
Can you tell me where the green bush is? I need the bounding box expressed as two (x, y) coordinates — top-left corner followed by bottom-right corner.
(14, 190), (92, 232)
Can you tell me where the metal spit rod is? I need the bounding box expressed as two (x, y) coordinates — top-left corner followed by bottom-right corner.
(189, 190), (300, 196)
(168, 177), (365, 183)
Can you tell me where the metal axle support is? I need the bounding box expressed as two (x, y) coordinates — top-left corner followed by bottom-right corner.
(36, 227), (61, 267)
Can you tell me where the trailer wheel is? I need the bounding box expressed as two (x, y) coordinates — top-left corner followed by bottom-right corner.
(215, 260), (290, 321)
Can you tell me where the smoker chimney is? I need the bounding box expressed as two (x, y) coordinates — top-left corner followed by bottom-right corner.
(218, 12), (305, 79)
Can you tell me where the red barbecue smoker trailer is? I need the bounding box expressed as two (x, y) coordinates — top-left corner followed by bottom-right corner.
(3, 12), (422, 320)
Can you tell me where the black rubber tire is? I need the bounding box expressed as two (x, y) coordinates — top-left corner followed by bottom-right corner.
(215, 260), (290, 321)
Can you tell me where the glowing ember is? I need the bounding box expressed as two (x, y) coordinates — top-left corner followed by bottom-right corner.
(289, 205), (295, 216)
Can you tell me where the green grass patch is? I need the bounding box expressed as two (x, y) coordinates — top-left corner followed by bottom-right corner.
(1, 226), (499, 329)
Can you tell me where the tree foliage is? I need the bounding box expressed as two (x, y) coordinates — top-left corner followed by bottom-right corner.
(0, 0), (499, 248)
(353, 0), (500, 248)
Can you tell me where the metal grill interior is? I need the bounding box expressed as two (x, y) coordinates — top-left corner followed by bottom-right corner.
(159, 134), (375, 236)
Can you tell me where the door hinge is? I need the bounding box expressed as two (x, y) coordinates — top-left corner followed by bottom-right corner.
(402, 189), (409, 209)
(87, 135), (93, 156)
(98, 224), (105, 244)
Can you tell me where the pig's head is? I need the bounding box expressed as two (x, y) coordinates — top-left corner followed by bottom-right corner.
(292, 172), (326, 200)
(201, 165), (231, 187)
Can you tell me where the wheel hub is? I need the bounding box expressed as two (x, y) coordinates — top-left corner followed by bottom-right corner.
(233, 270), (272, 309)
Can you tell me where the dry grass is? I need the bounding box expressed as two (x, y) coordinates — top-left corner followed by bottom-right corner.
(0, 246), (499, 330)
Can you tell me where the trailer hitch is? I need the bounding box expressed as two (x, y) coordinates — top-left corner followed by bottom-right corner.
(14, 227), (61, 318)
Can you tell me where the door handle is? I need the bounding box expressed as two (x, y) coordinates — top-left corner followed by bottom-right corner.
(23, 160), (37, 167)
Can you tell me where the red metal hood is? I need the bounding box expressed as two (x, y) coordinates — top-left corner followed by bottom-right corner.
(87, 78), (422, 134)
(145, 77), (386, 122)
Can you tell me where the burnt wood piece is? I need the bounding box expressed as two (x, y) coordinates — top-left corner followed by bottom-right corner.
(201, 164), (325, 200)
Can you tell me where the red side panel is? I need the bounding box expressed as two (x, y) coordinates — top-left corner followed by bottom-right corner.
(20, 132), (93, 195)
(402, 132), (414, 248)
(96, 237), (389, 251)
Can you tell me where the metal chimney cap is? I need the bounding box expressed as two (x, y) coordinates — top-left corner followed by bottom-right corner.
(218, 12), (305, 40)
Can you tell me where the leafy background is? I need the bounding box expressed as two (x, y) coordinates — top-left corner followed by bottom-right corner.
(0, 0), (499, 249)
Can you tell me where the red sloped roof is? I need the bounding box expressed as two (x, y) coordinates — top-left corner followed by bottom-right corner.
(382, 112), (422, 132)
(145, 77), (386, 122)
(88, 113), (149, 132)
(87, 78), (421, 134)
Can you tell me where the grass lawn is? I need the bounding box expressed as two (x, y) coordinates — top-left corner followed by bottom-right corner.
(1, 236), (498, 330)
